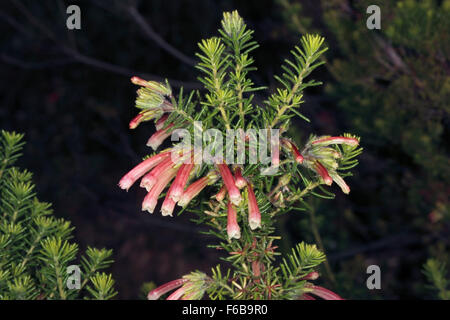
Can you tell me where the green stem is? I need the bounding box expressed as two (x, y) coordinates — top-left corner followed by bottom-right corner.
(308, 206), (336, 285)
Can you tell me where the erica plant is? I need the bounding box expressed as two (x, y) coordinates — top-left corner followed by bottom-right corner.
(118, 11), (362, 300)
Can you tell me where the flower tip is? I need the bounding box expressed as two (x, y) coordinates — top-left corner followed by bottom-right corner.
(147, 292), (158, 300)
(161, 207), (174, 217)
(131, 76), (146, 86)
(215, 186), (226, 202)
(146, 140), (160, 151)
(118, 176), (133, 191)
(249, 218), (261, 230)
(295, 154), (304, 164)
(129, 114), (143, 129)
(228, 228), (241, 239)
(142, 199), (157, 214)
(235, 179), (247, 189)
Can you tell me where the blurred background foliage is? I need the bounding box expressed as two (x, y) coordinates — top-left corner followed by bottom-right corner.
(0, 0), (448, 299)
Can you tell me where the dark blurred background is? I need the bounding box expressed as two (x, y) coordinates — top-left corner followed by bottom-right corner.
(0, 0), (448, 299)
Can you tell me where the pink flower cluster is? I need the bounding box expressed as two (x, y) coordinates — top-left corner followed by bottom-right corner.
(282, 136), (359, 194)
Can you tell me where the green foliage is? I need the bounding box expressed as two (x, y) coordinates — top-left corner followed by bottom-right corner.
(0, 130), (117, 300)
(423, 258), (450, 300)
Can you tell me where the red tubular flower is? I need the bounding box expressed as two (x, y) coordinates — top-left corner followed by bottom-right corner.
(311, 136), (359, 147)
(215, 185), (226, 202)
(300, 294), (316, 300)
(142, 166), (177, 214)
(169, 163), (194, 202)
(217, 163), (242, 206)
(281, 139), (303, 164)
(314, 161), (333, 186)
(178, 173), (218, 207)
(308, 285), (344, 300)
(129, 113), (144, 129)
(147, 123), (175, 150)
(227, 201), (241, 240)
(247, 183), (261, 230)
(233, 167), (247, 189)
(167, 283), (195, 300)
(161, 177), (179, 217)
(155, 114), (169, 130)
(140, 158), (175, 191)
(118, 151), (170, 191)
(147, 278), (188, 300)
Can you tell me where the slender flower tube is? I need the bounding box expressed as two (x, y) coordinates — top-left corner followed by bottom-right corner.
(247, 183), (261, 230)
(217, 163), (242, 206)
(329, 172), (350, 194)
(169, 163), (194, 202)
(314, 161), (333, 186)
(142, 166), (177, 214)
(155, 114), (169, 130)
(311, 136), (359, 147)
(140, 158), (175, 191)
(147, 278), (188, 300)
(178, 172), (218, 207)
(227, 201), (241, 240)
(161, 177), (179, 216)
(215, 185), (226, 202)
(281, 139), (303, 164)
(300, 294), (316, 300)
(129, 113), (144, 129)
(147, 123), (175, 150)
(118, 151), (170, 191)
(233, 167), (247, 189)
(166, 286), (187, 300)
(308, 285), (344, 300)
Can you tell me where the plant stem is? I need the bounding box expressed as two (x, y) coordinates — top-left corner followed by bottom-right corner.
(308, 206), (336, 285)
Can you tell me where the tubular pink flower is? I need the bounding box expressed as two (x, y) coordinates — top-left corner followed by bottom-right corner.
(247, 183), (261, 230)
(142, 166), (177, 214)
(147, 123), (175, 150)
(314, 161), (333, 186)
(140, 158), (175, 191)
(227, 201), (241, 240)
(309, 285), (344, 300)
(178, 173), (217, 207)
(129, 113), (144, 129)
(217, 163), (242, 206)
(155, 114), (169, 130)
(330, 172), (350, 194)
(147, 278), (188, 300)
(215, 185), (226, 202)
(161, 176), (179, 217)
(281, 139), (303, 164)
(234, 167), (247, 189)
(311, 136), (359, 147)
(118, 151), (170, 191)
(166, 286), (187, 300)
(169, 163), (195, 202)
